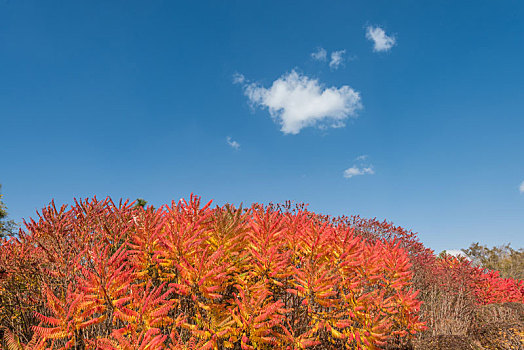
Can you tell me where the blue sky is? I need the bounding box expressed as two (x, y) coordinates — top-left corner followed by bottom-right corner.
(1, 1), (524, 252)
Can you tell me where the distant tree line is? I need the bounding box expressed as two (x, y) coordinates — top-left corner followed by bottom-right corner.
(462, 242), (524, 280)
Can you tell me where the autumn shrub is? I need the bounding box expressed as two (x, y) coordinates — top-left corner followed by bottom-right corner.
(293, 211), (463, 337)
(0, 196), (425, 350)
(1, 197), (522, 350)
(298, 208), (524, 339)
(472, 269), (524, 305)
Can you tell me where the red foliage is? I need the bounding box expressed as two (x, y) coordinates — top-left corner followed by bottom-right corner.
(0, 196), (522, 349)
(472, 269), (524, 305)
(299, 208), (524, 337)
(432, 253), (524, 305)
(0, 196), (426, 349)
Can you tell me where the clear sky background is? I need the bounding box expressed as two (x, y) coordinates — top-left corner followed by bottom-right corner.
(1, 1), (523, 253)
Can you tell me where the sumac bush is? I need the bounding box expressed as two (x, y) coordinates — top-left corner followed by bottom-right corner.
(0, 196), (522, 349)
(279, 207), (524, 338)
(0, 196), (424, 349)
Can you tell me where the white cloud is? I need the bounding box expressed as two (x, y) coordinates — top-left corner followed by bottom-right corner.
(343, 165), (374, 179)
(519, 180), (524, 194)
(311, 47), (327, 61)
(239, 70), (362, 134)
(329, 50), (346, 69)
(344, 155), (374, 179)
(226, 136), (240, 150)
(232, 73), (245, 84)
(366, 26), (396, 52)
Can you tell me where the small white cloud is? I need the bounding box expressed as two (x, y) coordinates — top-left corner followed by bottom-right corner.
(366, 26), (396, 52)
(239, 70), (362, 135)
(232, 73), (246, 84)
(343, 165), (374, 179)
(311, 47), (327, 62)
(519, 180), (524, 194)
(344, 155), (374, 179)
(226, 136), (240, 150)
(329, 50), (346, 69)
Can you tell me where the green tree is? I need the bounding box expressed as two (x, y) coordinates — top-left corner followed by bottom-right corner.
(134, 198), (148, 209)
(462, 242), (524, 280)
(0, 185), (17, 238)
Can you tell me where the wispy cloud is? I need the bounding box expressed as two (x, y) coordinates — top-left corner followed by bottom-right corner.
(232, 73), (245, 84)
(237, 70), (362, 135)
(343, 165), (374, 179)
(519, 180), (524, 194)
(344, 155), (374, 179)
(226, 136), (240, 150)
(329, 50), (346, 69)
(366, 26), (396, 52)
(311, 47), (327, 62)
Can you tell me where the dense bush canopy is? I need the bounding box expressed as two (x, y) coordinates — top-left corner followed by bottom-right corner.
(0, 196), (522, 349)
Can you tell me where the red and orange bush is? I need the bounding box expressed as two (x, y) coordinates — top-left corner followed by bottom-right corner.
(434, 254), (524, 306)
(274, 206), (524, 338)
(0, 196), (522, 349)
(0, 196), (425, 349)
